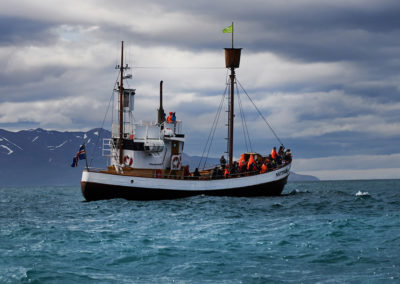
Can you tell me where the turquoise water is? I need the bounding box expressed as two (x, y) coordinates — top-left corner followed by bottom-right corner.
(1, 180), (399, 283)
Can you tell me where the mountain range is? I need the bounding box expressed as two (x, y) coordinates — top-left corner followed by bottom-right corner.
(0, 128), (318, 186)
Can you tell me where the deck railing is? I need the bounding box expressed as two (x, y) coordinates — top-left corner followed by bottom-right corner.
(86, 161), (291, 180)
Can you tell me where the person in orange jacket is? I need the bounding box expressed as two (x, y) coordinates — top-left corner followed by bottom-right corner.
(271, 147), (277, 160)
(238, 154), (247, 175)
(166, 112), (173, 123)
(224, 167), (230, 178)
(247, 154), (257, 174)
(260, 162), (268, 174)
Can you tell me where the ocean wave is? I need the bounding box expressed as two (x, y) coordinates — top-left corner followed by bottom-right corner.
(286, 189), (311, 195)
(355, 191), (371, 197)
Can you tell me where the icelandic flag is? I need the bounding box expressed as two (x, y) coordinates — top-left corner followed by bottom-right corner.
(71, 144), (86, 167)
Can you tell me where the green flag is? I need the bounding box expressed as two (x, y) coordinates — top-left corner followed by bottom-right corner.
(222, 24), (233, 33)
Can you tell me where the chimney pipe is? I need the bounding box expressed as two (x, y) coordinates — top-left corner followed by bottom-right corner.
(158, 80), (165, 124)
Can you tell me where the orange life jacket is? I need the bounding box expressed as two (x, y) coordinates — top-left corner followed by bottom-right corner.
(224, 168), (230, 178)
(238, 154), (246, 168)
(166, 114), (173, 123)
(247, 154), (256, 170)
(260, 163), (267, 174)
(271, 149), (277, 160)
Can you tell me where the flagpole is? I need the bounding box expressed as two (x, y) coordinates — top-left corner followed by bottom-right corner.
(232, 22), (234, 48)
(84, 143), (89, 169)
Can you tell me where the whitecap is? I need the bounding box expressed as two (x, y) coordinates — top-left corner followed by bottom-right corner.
(355, 190), (370, 197)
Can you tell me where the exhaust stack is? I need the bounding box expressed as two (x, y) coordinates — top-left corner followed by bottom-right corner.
(157, 80), (165, 124)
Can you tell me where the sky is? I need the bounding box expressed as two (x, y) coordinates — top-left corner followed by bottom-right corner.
(1, 0), (400, 180)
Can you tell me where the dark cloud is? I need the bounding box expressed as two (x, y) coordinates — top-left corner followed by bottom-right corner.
(116, 1), (400, 64)
(0, 16), (56, 46)
(283, 130), (400, 159)
(0, 65), (66, 87)
(344, 83), (400, 103)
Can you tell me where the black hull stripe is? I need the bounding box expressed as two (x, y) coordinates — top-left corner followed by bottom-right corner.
(81, 176), (288, 201)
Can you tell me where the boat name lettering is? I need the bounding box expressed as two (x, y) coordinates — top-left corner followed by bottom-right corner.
(276, 168), (289, 177)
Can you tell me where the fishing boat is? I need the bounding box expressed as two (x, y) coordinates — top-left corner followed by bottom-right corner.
(80, 41), (292, 201)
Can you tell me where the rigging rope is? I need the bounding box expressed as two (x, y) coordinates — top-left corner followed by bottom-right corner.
(236, 84), (253, 153)
(237, 79), (284, 147)
(132, 66), (224, 70)
(88, 71), (121, 167)
(197, 85), (228, 170)
(237, 86), (248, 152)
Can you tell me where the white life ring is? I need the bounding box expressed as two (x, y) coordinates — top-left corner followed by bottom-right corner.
(123, 155), (133, 166)
(171, 155), (181, 169)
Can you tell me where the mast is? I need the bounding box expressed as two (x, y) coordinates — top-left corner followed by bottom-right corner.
(228, 67), (234, 168)
(118, 41), (124, 165)
(224, 33), (241, 168)
(228, 22), (234, 168)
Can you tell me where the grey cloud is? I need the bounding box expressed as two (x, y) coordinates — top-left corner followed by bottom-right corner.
(0, 65), (67, 87)
(136, 1), (400, 63)
(0, 16), (57, 46)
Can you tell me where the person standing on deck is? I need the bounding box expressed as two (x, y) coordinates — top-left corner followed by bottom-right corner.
(172, 112), (177, 132)
(271, 147), (277, 160)
(278, 146), (285, 157)
(247, 154), (257, 175)
(224, 167), (230, 178)
(238, 154), (247, 176)
(260, 162), (268, 174)
(193, 168), (200, 180)
(220, 155), (226, 168)
(166, 112), (173, 123)
(230, 161), (238, 177)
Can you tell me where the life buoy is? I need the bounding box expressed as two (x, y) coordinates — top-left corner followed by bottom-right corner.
(172, 156), (180, 169)
(123, 155), (133, 166)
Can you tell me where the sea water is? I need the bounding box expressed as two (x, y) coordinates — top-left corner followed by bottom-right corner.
(1, 180), (399, 283)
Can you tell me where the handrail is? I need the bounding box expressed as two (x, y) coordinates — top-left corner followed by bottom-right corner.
(85, 161), (291, 180)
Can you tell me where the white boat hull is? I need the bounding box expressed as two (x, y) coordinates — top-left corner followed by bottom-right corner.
(80, 163), (291, 201)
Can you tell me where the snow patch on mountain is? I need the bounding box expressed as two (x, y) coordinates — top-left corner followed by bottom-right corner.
(1, 137), (23, 150)
(55, 140), (68, 148)
(1, 145), (13, 155)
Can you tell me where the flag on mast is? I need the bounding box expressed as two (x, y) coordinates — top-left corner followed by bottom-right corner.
(222, 24), (233, 33)
(223, 23), (234, 48)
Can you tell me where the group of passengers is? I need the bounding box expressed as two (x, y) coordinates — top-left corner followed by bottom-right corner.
(206, 146), (292, 179)
(165, 112), (176, 124)
(185, 146), (291, 179)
